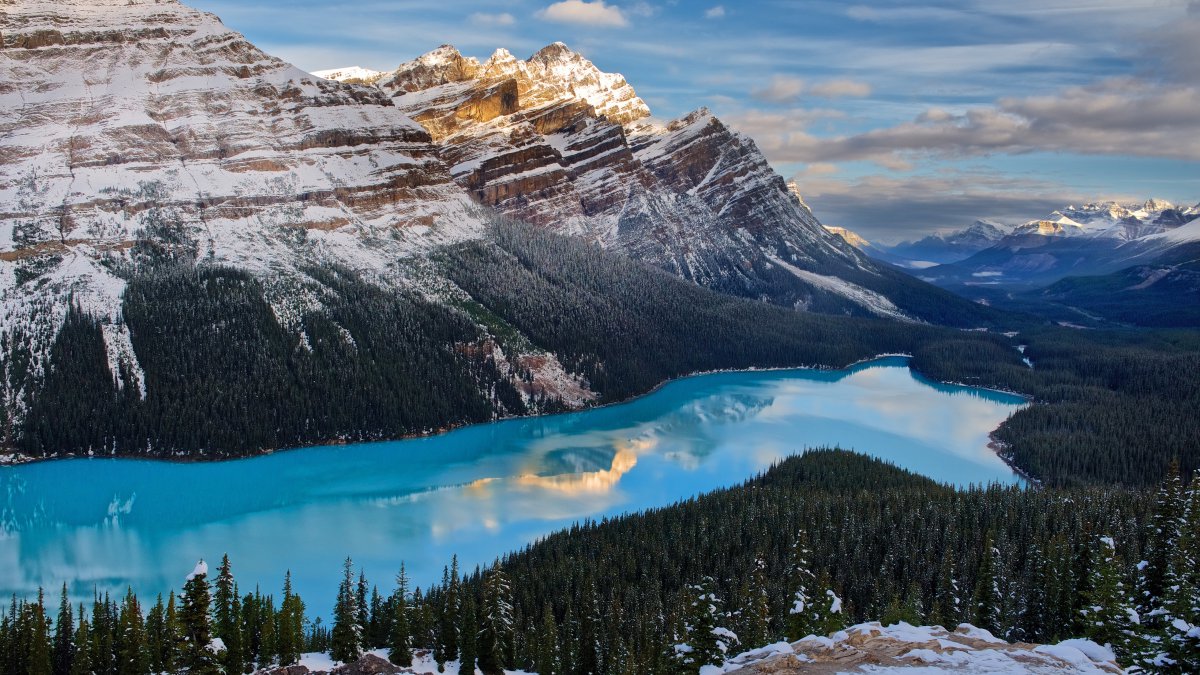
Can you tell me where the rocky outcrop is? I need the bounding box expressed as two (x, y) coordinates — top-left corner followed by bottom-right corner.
(359, 44), (903, 317)
(720, 622), (1122, 674)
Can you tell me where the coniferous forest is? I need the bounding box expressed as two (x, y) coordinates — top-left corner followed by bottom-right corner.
(3, 451), (1200, 674)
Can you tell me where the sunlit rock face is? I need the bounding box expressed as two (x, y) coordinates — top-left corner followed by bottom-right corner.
(359, 43), (901, 317)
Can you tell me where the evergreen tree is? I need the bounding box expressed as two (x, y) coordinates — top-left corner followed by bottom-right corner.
(331, 558), (363, 664)
(68, 610), (92, 675)
(355, 572), (369, 647)
(116, 588), (148, 675)
(741, 557), (770, 648)
(973, 532), (1002, 633)
(670, 578), (736, 675)
(27, 590), (52, 675)
(53, 585), (74, 675)
(388, 565), (413, 667)
(437, 559), (461, 670)
(534, 603), (558, 675)
(212, 555), (242, 672)
(277, 571), (304, 666)
(145, 594), (170, 674)
(1139, 460), (1185, 625)
(477, 565), (513, 675)
(931, 552), (962, 629)
(179, 560), (220, 675)
(458, 593), (477, 675)
(809, 573), (844, 636)
(1155, 472), (1200, 673)
(1081, 535), (1143, 666)
(784, 531), (816, 640)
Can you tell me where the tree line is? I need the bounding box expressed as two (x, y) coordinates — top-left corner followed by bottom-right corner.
(4, 450), (1198, 674)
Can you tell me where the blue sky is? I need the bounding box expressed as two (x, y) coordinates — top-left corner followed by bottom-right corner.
(190, 0), (1200, 241)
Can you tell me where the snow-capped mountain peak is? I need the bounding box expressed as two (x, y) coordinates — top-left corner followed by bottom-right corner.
(310, 66), (385, 84)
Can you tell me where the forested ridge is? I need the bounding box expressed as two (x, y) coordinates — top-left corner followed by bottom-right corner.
(6, 221), (1200, 490)
(4, 450), (1200, 674)
(912, 327), (1200, 486)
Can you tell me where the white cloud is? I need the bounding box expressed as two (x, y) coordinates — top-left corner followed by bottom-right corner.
(536, 0), (629, 28)
(468, 12), (516, 26)
(808, 79), (872, 98)
(705, 5), (726, 19)
(751, 75), (805, 103)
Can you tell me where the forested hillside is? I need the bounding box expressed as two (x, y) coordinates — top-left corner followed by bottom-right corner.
(912, 328), (1200, 486)
(4, 450), (1198, 674)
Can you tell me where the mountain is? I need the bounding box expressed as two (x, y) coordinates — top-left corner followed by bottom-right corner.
(917, 199), (1200, 290)
(318, 46), (996, 325)
(881, 220), (1013, 267)
(309, 66), (385, 85)
(0, 0), (999, 459)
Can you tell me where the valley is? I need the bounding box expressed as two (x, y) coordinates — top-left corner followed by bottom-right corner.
(1, 0), (1199, 673)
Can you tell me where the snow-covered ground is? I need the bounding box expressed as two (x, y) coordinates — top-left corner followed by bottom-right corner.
(703, 622), (1121, 675)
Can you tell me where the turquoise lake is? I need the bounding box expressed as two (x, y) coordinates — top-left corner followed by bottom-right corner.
(0, 357), (1026, 619)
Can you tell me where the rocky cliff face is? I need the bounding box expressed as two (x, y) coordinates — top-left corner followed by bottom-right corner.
(342, 44), (939, 320)
(0, 0), (593, 426)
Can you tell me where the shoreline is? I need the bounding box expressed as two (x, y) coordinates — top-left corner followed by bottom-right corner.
(0, 353), (1031, 473)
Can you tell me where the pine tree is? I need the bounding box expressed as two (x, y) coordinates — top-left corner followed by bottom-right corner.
(576, 574), (602, 675)
(179, 560), (220, 675)
(212, 554), (239, 671)
(388, 565), (413, 667)
(784, 531), (816, 640)
(331, 557), (363, 664)
(1139, 460), (1185, 626)
(458, 593), (477, 675)
(534, 603), (558, 675)
(53, 585), (74, 675)
(671, 578), (736, 675)
(437, 558), (461, 670)
(1081, 535), (1143, 666)
(68, 610), (92, 675)
(1155, 472), (1200, 673)
(973, 532), (1002, 633)
(116, 589), (148, 675)
(741, 557), (770, 648)
(277, 571), (304, 666)
(27, 590), (53, 675)
(931, 552), (961, 629)
(810, 571), (844, 637)
(355, 572), (369, 648)
(145, 594), (169, 674)
(477, 565), (513, 675)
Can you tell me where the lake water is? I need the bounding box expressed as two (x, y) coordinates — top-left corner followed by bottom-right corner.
(0, 357), (1025, 619)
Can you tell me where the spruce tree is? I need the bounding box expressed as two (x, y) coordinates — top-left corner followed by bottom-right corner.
(437, 559), (461, 669)
(277, 571), (304, 666)
(212, 555), (237, 668)
(784, 531), (816, 640)
(68, 610), (91, 675)
(534, 603), (558, 675)
(53, 585), (74, 675)
(145, 595), (168, 674)
(458, 593), (477, 675)
(1139, 460), (1185, 625)
(27, 590), (52, 675)
(931, 552), (961, 629)
(179, 560), (220, 675)
(116, 589), (148, 675)
(388, 565), (412, 667)
(973, 532), (1002, 632)
(1081, 535), (1143, 666)
(1155, 472), (1200, 673)
(477, 565), (513, 675)
(355, 573), (369, 647)
(671, 578), (736, 675)
(331, 557), (363, 664)
(742, 557), (770, 648)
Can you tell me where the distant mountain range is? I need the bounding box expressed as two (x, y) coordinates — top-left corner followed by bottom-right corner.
(843, 200), (1200, 326)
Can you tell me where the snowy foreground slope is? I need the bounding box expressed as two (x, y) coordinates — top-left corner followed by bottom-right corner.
(285, 623), (1121, 675)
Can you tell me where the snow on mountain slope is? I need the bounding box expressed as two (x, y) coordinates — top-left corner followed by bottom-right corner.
(1010, 199), (1189, 242)
(311, 66), (386, 84)
(824, 226), (871, 249)
(362, 44), (942, 321)
(0, 0), (490, 401)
